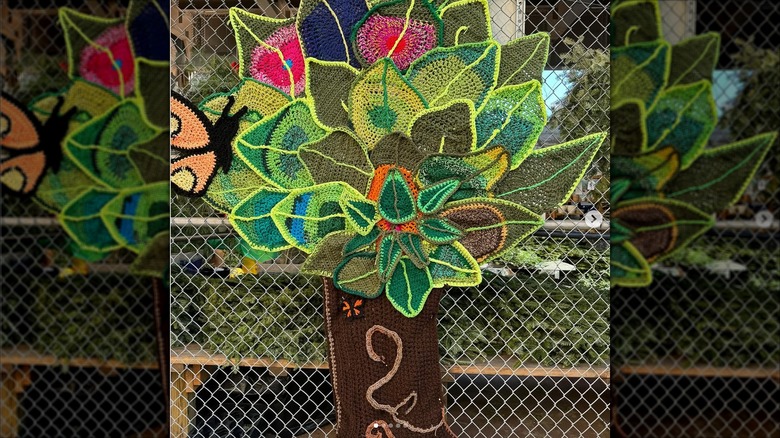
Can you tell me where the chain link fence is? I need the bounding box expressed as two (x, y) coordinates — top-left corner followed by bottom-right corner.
(170, 1), (610, 437)
(0, 1), (167, 437)
(611, 1), (780, 437)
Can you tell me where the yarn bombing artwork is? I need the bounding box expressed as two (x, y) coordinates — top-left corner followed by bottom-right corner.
(610, 0), (776, 288)
(177, 0), (605, 435)
(0, 0), (169, 277)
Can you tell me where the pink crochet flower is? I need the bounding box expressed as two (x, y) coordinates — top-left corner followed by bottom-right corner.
(356, 15), (437, 70)
(249, 25), (306, 96)
(79, 25), (135, 96)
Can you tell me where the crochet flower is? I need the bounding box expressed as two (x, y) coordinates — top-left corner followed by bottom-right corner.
(79, 25), (135, 96)
(249, 25), (306, 95)
(610, 0), (776, 287)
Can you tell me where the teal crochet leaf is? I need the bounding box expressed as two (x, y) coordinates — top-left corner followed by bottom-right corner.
(475, 82), (546, 168)
(418, 217), (462, 244)
(611, 41), (670, 107)
(235, 100), (326, 189)
(645, 81), (717, 168)
(270, 182), (366, 252)
(59, 188), (122, 253)
(396, 232), (428, 268)
(406, 41), (498, 110)
(429, 241), (481, 287)
(344, 227), (381, 256)
(377, 234), (403, 281)
(385, 257), (433, 318)
(378, 167), (417, 224)
(342, 198), (379, 235)
(230, 187), (292, 252)
(417, 178), (460, 214)
(611, 241), (652, 288)
(496, 132), (605, 215)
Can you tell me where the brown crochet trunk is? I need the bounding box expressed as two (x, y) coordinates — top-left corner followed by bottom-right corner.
(322, 278), (457, 438)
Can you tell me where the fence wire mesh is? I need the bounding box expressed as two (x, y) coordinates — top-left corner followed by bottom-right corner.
(170, 1), (610, 437)
(0, 2), (167, 437)
(611, 1), (780, 437)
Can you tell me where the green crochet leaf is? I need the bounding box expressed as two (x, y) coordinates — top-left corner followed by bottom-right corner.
(235, 100), (325, 189)
(429, 241), (481, 287)
(665, 133), (776, 213)
(102, 182), (169, 254)
(344, 227), (381, 255)
(349, 58), (428, 149)
(271, 182), (365, 252)
(610, 0), (661, 48)
(417, 146), (509, 200)
(496, 32), (550, 87)
(134, 58), (169, 129)
(65, 100), (162, 189)
(645, 81), (717, 168)
(333, 252), (384, 298)
(439, 0), (491, 46)
(611, 99), (647, 155)
(385, 257), (433, 318)
(199, 78), (292, 129)
(475, 82), (546, 168)
(230, 187), (292, 252)
(406, 41), (498, 110)
(378, 234), (403, 281)
(611, 41), (669, 107)
(611, 241), (652, 288)
(342, 198), (379, 235)
(302, 231), (356, 276)
(203, 158), (269, 214)
(299, 130), (374, 193)
(229, 8), (299, 94)
(496, 132), (605, 214)
(613, 197), (714, 263)
(408, 99), (476, 154)
(418, 217), (462, 244)
(369, 132), (426, 170)
(397, 232), (428, 268)
(612, 147), (680, 201)
(440, 197), (543, 263)
(129, 231), (169, 279)
(306, 60), (358, 129)
(378, 168), (417, 224)
(668, 33), (720, 87)
(417, 178), (460, 214)
(30, 79), (121, 129)
(59, 188), (122, 253)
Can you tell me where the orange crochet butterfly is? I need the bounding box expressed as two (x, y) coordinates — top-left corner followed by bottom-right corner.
(170, 91), (247, 197)
(342, 297), (364, 319)
(1, 92), (77, 196)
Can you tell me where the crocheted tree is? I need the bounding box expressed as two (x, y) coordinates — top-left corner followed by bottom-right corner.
(1, 0), (170, 277)
(610, 0), (776, 287)
(175, 0), (604, 435)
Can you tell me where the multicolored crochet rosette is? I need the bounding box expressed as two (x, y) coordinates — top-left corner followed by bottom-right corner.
(610, 0), (776, 288)
(175, 0), (605, 318)
(0, 0), (169, 276)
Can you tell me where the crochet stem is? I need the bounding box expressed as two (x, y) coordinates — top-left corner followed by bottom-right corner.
(322, 277), (457, 438)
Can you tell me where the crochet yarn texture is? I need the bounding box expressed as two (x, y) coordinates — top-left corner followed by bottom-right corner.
(610, 0), (776, 287)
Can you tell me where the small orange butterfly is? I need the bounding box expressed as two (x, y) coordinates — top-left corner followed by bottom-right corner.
(342, 297), (364, 319)
(170, 91), (247, 197)
(1, 92), (76, 196)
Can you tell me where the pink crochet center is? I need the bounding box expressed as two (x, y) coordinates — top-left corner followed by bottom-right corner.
(356, 15), (437, 70)
(249, 25), (306, 96)
(79, 25), (135, 96)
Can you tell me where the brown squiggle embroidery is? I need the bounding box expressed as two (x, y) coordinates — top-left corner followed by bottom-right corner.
(365, 420), (396, 438)
(365, 325), (445, 434)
